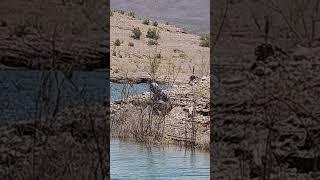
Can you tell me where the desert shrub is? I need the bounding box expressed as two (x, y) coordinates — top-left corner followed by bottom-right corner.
(114, 68), (120, 73)
(155, 53), (161, 59)
(199, 34), (209, 47)
(110, 11), (113, 16)
(142, 19), (150, 25)
(147, 39), (158, 46)
(179, 53), (187, 59)
(131, 27), (142, 39)
(118, 10), (125, 15)
(128, 42), (134, 47)
(153, 21), (158, 27)
(173, 48), (184, 53)
(166, 22), (169, 25)
(146, 28), (160, 40)
(114, 39), (121, 46)
(128, 11), (135, 18)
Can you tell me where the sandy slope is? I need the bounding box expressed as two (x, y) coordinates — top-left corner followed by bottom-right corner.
(110, 11), (209, 84)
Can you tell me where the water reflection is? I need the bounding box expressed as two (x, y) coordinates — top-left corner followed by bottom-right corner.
(111, 139), (209, 179)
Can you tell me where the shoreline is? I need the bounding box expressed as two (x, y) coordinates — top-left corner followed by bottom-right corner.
(110, 9), (209, 151)
(0, 103), (109, 178)
(111, 76), (210, 151)
(111, 137), (210, 153)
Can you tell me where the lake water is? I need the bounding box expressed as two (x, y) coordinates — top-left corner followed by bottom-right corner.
(0, 70), (167, 123)
(111, 0), (210, 34)
(0, 70), (210, 179)
(111, 139), (210, 180)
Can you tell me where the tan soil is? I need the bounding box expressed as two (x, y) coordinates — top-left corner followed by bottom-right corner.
(110, 11), (209, 84)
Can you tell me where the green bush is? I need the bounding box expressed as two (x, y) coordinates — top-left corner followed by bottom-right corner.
(153, 21), (158, 27)
(199, 34), (209, 47)
(114, 39), (121, 46)
(147, 39), (158, 46)
(131, 27), (142, 39)
(142, 19), (150, 25)
(146, 28), (160, 40)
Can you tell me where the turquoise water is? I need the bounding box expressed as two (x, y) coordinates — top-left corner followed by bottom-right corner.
(110, 82), (170, 101)
(111, 139), (210, 180)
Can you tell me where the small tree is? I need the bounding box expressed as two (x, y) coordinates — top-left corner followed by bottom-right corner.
(143, 19), (150, 25)
(131, 27), (142, 39)
(199, 34), (209, 47)
(114, 39), (121, 46)
(153, 21), (158, 27)
(147, 39), (158, 46)
(146, 28), (160, 40)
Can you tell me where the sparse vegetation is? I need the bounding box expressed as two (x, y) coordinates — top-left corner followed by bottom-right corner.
(113, 68), (120, 73)
(155, 53), (162, 59)
(118, 10), (125, 15)
(128, 11), (135, 18)
(114, 39), (121, 46)
(131, 27), (142, 39)
(179, 53), (187, 59)
(128, 42), (134, 47)
(143, 19), (150, 25)
(153, 21), (158, 27)
(147, 39), (158, 46)
(110, 6), (210, 160)
(173, 49), (184, 53)
(146, 27), (160, 40)
(199, 34), (209, 47)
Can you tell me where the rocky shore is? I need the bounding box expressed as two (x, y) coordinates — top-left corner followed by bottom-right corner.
(110, 9), (210, 150)
(211, 0), (320, 178)
(0, 104), (109, 179)
(0, 0), (108, 71)
(212, 43), (320, 179)
(111, 76), (210, 151)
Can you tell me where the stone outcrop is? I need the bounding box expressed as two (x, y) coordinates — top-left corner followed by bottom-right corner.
(212, 43), (320, 179)
(111, 76), (210, 150)
(0, 0), (109, 71)
(0, 36), (108, 70)
(0, 104), (109, 179)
